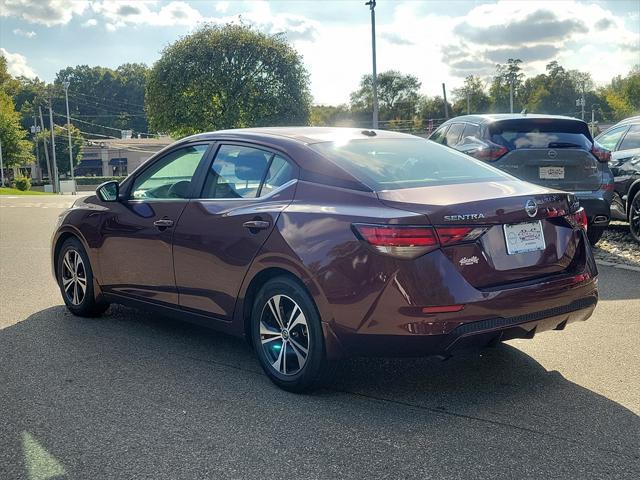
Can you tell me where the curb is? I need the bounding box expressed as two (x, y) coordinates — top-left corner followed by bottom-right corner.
(595, 259), (640, 273)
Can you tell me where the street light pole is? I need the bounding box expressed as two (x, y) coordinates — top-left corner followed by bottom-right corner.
(48, 98), (59, 193)
(0, 136), (5, 187)
(581, 82), (585, 121)
(62, 80), (76, 194)
(509, 77), (514, 114)
(366, 0), (379, 129)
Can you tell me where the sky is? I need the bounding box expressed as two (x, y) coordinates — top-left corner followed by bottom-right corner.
(1, 0), (639, 105)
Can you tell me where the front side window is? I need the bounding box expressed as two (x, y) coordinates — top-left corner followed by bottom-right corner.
(131, 144), (208, 199)
(619, 125), (640, 150)
(429, 126), (448, 144)
(202, 145), (272, 199)
(596, 126), (628, 151)
(311, 138), (511, 191)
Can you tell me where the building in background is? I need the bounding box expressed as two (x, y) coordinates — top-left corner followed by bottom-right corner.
(75, 137), (173, 177)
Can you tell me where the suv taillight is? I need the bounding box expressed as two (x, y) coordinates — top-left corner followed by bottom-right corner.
(565, 207), (588, 231)
(469, 140), (509, 162)
(353, 224), (488, 258)
(591, 141), (611, 163)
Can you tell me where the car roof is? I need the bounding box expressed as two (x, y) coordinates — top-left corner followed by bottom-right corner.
(184, 127), (416, 145)
(612, 116), (640, 127)
(442, 114), (586, 125)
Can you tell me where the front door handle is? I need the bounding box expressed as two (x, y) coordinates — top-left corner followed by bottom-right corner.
(243, 220), (270, 230)
(153, 218), (174, 229)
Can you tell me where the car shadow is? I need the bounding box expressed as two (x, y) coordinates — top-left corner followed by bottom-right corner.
(1, 305), (638, 479)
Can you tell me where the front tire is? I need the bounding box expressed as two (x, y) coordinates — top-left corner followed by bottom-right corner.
(629, 191), (640, 244)
(251, 276), (327, 393)
(57, 237), (109, 317)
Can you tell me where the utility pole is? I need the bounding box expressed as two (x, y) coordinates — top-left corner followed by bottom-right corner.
(467, 91), (471, 115)
(38, 106), (53, 189)
(591, 104), (599, 137)
(581, 82), (585, 121)
(366, 0), (379, 129)
(48, 98), (59, 193)
(442, 83), (449, 119)
(62, 80), (76, 194)
(0, 135), (4, 187)
(31, 116), (41, 181)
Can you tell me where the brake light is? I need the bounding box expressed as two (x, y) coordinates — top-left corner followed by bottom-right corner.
(435, 226), (489, 245)
(599, 183), (615, 191)
(591, 141), (611, 163)
(353, 224), (488, 258)
(470, 141), (509, 161)
(565, 207), (588, 231)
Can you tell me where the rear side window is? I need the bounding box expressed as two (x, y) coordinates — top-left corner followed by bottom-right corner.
(444, 123), (464, 146)
(490, 119), (593, 150)
(310, 138), (512, 190)
(619, 125), (640, 150)
(597, 126), (628, 151)
(462, 123), (481, 141)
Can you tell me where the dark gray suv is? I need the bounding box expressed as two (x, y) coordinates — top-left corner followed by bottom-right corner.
(430, 114), (614, 244)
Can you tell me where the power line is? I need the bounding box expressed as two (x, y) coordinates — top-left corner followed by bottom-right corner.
(68, 90), (146, 110)
(53, 111), (159, 138)
(66, 91), (145, 116)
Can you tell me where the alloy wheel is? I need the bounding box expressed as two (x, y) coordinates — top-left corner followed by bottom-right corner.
(259, 294), (310, 376)
(61, 249), (87, 306)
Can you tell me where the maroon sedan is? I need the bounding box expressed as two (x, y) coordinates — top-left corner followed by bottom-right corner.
(52, 127), (598, 391)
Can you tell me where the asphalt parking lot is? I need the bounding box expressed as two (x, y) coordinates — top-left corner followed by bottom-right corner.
(1, 195), (639, 479)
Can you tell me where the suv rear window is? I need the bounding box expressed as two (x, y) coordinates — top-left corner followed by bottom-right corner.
(490, 119), (593, 150)
(310, 138), (511, 190)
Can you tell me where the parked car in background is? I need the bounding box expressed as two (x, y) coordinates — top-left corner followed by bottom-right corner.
(430, 114), (614, 245)
(51, 127), (598, 392)
(595, 117), (640, 242)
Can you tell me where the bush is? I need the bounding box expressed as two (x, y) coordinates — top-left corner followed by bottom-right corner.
(14, 176), (31, 191)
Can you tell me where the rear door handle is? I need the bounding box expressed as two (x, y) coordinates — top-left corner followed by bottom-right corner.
(153, 218), (174, 229)
(243, 220), (270, 230)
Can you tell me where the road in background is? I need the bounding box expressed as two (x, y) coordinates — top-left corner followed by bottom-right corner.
(1, 195), (639, 479)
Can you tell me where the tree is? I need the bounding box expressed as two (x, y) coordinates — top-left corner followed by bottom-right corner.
(35, 124), (83, 176)
(52, 63), (150, 137)
(0, 57), (34, 168)
(489, 58), (524, 112)
(451, 75), (490, 114)
(146, 24), (311, 137)
(310, 104), (352, 126)
(350, 70), (421, 122)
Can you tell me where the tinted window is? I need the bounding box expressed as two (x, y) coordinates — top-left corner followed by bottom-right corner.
(619, 125), (640, 150)
(429, 126), (448, 144)
(202, 145), (271, 199)
(462, 123), (481, 140)
(260, 155), (295, 196)
(310, 138), (512, 191)
(131, 144), (208, 199)
(444, 123), (464, 146)
(597, 126), (628, 151)
(490, 119), (592, 150)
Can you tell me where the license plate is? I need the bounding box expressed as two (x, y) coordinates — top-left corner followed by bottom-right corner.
(539, 166), (564, 179)
(503, 221), (546, 255)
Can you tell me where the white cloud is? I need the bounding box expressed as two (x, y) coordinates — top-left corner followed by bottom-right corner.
(81, 18), (97, 27)
(90, 0), (203, 29)
(215, 1), (229, 13)
(0, 0), (88, 26)
(0, 48), (37, 78)
(12, 28), (37, 38)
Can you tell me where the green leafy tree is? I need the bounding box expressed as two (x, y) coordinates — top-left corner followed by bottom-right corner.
(35, 123), (83, 176)
(489, 58), (524, 112)
(417, 95), (452, 121)
(0, 57), (34, 168)
(310, 104), (352, 126)
(146, 24), (311, 137)
(451, 75), (490, 114)
(350, 70), (421, 122)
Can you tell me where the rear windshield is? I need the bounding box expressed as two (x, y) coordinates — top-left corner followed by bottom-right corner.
(490, 119), (593, 150)
(310, 138), (512, 191)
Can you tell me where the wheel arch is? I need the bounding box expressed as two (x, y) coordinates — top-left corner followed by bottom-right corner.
(627, 179), (640, 216)
(52, 227), (92, 282)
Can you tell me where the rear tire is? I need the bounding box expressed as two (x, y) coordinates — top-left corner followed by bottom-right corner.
(251, 276), (327, 393)
(629, 191), (640, 244)
(587, 226), (605, 246)
(57, 237), (109, 317)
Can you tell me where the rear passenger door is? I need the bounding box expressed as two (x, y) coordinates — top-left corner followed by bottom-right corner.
(172, 143), (298, 320)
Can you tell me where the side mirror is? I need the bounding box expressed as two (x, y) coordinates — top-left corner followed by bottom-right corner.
(96, 180), (119, 202)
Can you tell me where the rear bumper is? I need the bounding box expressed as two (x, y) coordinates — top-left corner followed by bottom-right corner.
(573, 191), (612, 226)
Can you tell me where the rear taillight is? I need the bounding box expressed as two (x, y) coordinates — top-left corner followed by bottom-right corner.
(353, 224), (487, 258)
(470, 141), (509, 161)
(565, 207), (588, 231)
(591, 141), (611, 163)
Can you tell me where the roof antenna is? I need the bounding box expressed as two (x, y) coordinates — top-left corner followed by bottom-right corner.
(520, 108), (528, 115)
(361, 130), (377, 137)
